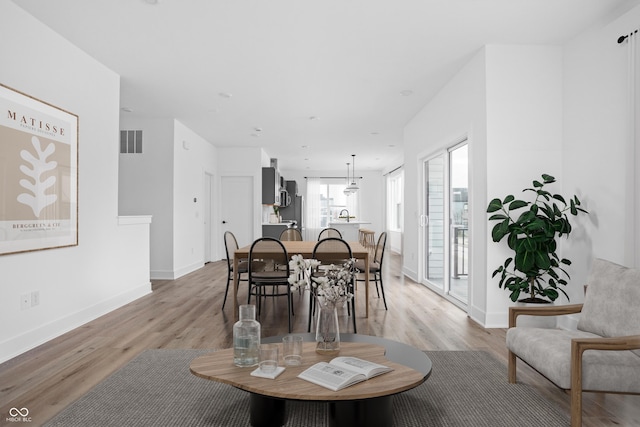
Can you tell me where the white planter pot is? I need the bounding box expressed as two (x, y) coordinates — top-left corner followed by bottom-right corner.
(515, 300), (556, 328)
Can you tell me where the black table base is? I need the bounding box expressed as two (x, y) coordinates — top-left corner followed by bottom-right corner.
(250, 394), (394, 427)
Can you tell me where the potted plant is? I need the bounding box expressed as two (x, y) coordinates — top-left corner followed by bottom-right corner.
(486, 174), (587, 303)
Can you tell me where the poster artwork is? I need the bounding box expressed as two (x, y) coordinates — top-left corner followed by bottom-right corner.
(0, 84), (78, 255)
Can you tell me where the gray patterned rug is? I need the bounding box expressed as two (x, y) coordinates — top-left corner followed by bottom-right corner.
(44, 349), (568, 427)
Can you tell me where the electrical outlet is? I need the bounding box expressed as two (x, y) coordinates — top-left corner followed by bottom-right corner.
(31, 290), (40, 307)
(20, 294), (30, 311)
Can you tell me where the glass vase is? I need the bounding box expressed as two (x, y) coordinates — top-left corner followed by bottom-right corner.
(315, 299), (340, 355)
(233, 304), (260, 367)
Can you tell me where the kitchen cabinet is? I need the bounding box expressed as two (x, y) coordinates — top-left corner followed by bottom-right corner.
(262, 224), (289, 239)
(262, 167), (281, 205)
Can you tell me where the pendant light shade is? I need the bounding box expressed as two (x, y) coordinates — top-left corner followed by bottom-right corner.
(346, 154), (359, 193)
(343, 162), (352, 196)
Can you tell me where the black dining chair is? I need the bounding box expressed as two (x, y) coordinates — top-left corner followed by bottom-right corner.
(248, 237), (294, 333)
(356, 232), (388, 310)
(222, 231), (255, 311)
(280, 228), (303, 241)
(318, 228), (342, 240)
(308, 237), (357, 333)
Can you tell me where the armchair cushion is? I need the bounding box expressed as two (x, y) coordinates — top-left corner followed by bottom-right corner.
(578, 258), (640, 356)
(506, 327), (640, 391)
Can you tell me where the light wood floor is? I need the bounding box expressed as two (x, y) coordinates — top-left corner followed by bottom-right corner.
(1, 253), (639, 426)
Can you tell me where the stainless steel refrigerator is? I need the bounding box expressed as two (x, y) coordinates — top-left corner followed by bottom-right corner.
(280, 181), (304, 234)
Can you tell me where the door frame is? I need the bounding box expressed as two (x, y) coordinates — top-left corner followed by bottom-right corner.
(418, 136), (469, 311)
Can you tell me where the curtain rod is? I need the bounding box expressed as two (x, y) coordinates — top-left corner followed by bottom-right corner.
(384, 165), (403, 176)
(618, 29), (638, 44)
(304, 176), (364, 179)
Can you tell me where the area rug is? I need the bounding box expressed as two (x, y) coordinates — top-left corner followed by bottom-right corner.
(44, 349), (568, 427)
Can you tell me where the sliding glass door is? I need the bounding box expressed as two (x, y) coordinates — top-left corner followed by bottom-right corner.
(421, 141), (469, 306)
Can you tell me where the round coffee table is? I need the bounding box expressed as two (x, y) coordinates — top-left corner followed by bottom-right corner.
(190, 333), (431, 427)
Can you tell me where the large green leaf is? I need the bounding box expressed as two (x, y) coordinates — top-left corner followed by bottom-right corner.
(487, 198), (503, 213)
(508, 200), (528, 211)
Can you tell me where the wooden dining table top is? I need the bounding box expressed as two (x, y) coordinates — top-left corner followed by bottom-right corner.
(233, 240), (371, 321)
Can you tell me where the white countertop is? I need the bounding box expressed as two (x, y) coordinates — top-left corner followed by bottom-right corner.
(328, 220), (371, 225)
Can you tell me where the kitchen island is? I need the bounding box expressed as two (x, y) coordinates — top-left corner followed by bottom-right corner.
(328, 220), (371, 241)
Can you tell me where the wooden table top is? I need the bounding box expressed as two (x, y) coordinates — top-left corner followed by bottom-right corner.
(190, 341), (428, 401)
(234, 240), (369, 257)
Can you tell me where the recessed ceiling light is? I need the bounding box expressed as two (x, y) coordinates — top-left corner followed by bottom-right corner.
(400, 90), (414, 96)
(121, 107), (133, 113)
(218, 92), (233, 99)
(388, 144), (396, 147)
(301, 145), (308, 149)
(370, 131), (380, 136)
(309, 116), (319, 121)
(254, 127), (263, 132)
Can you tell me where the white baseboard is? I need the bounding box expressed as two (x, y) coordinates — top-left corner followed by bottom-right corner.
(151, 262), (203, 281)
(0, 282), (152, 364)
(174, 261), (204, 279)
(150, 269), (175, 280)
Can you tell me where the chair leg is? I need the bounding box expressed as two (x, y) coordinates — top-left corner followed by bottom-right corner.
(378, 273), (387, 310)
(222, 270), (232, 310)
(307, 292), (315, 332)
(351, 296), (357, 333)
(288, 291), (292, 333)
(508, 350), (517, 383)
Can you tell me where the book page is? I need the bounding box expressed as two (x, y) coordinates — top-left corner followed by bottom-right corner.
(298, 362), (364, 391)
(330, 357), (392, 379)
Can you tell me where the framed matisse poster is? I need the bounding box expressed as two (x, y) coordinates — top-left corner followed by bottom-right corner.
(0, 83), (78, 255)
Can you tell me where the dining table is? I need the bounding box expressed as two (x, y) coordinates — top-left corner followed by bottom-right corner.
(233, 240), (370, 322)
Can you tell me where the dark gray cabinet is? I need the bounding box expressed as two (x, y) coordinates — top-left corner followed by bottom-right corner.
(262, 167), (281, 205)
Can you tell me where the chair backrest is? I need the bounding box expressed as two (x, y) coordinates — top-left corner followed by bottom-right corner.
(374, 232), (387, 264)
(318, 228), (342, 240)
(280, 228), (303, 241)
(248, 237), (290, 276)
(224, 231), (239, 265)
(313, 237), (352, 265)
(578, 258), (640, 355)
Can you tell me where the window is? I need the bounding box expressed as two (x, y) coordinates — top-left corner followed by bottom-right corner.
(306, 178), (359, 239)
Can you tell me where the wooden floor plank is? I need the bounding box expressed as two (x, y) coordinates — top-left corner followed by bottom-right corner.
(0, 253), (638, 426)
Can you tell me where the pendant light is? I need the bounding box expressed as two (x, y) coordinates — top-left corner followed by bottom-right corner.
(343, 162), (352, 196)
(346, 154), (359, 193)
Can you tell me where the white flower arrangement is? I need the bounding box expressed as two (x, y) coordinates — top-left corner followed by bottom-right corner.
(288, 254), (357, 306)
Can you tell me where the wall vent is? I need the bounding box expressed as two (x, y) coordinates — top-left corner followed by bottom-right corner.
(120, 130), (143, 154)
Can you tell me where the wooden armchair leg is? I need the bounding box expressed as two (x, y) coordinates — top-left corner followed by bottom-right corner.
(508, 350), (517, 383)
(570, 388), (582, 427)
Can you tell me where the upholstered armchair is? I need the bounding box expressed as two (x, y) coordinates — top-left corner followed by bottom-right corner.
(506, 258), (640, 427)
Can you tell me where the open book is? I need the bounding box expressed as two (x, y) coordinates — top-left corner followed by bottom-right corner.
(297, 356), (393, 391)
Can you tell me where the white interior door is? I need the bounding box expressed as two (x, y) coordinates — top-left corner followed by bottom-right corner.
(221, 176), (254, 256)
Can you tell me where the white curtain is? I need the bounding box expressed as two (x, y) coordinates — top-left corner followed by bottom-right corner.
(306, 178), (322, 240)
(623, 31), (640, 267)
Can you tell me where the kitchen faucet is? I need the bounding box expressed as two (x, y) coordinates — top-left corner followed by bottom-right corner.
(339, 209), (350, 222)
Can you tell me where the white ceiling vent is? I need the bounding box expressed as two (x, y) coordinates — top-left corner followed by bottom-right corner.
(120, 130), (143, 154)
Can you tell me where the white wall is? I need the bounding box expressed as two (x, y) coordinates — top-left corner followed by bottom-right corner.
(119, 117), (174, 278)
(403, 44), (566, 327)
(404, 47), (488, 322)
(119, 118), (219, 279)
(0, 2), (151, 363)
(173, 120), (219, 276)
(484, 45), (564, 326)
(218, 147), (264, 243)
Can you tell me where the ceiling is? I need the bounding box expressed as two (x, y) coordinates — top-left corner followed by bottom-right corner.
(11, 0), (638, 171)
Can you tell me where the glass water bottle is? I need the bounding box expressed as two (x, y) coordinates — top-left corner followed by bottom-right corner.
(233, 304), (260, 367)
